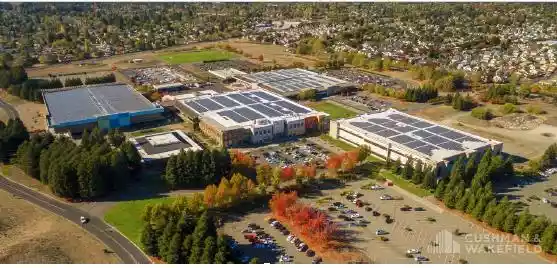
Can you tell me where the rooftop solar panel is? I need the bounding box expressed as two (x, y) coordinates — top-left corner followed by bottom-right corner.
(423, 135), (451, 145)
(390, 135), (416, 144)
(379, 120), (400, 128)
(456, 136), (483, 143)
(411, 121), (434, 128)
(439, 130), (466, 140)
(437, 141), (465, 151)
(412, 130), (435, 138)
(350, 122), (373, 129)
(185, 101), (208, 113)
(250, 104), (283, 117)
(374, 129), (399, 138)
(427, 126), (451, 134)
(393, 125), (416, 133)
(415, 145), (438, 156)
(405, 140), (427, 149)
(228, 94), (256, 105)
(368, 118), (392, 124)
(387, 114), (407, 121)
(275, 101), (310, 114)
(362, 124), (386, 133)
(212, 96), (239, 107)
(196, 98), (224, 111)
(235, 107), (265, 120)
(251, 91), (279, 101)
(218, 110), (248, 123)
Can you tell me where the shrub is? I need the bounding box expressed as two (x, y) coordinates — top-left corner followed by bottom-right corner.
(471, 107), (492, 120)
(500, 103), (517, 114)
(459, 259), (468, 264)
(526, 105), (545, 115)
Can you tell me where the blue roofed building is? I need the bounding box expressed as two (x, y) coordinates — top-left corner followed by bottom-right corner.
(42, 83), (164, 133)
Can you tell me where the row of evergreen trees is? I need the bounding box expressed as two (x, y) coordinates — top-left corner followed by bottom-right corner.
(446, 92), (476, 111)
(389, 156), (437, 190)
(84, 73), (116, 85)
(0, 64), (27, 89)
(140, 198), (234, 264)
(6, 73), (116, 103)
(14, 127), (142, 200)
(164, 149), (232, 189)
(8, 78), (64, 102)
(432, 149), (557, 254)
(0, 118), (29, 162)
(403, 85), (438, 103)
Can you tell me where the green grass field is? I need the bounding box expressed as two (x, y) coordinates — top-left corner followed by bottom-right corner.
(319, 134), (357, 151)
(307, 101), (358, 119)
(158, 50), (234, 64)
(104, 197), (176, 246)
(379, 170), (431, 197)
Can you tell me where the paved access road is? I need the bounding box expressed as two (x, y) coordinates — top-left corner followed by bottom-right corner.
(0, 97), (19, 119)
(0, 176), (151, 264)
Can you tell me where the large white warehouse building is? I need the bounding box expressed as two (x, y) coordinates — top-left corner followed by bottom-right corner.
(329, 109), (503, 177)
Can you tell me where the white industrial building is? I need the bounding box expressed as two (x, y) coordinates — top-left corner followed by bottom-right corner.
(176, 89), (330, 147)
(129, 130), (203, 162)
(329, 109), (503, 176)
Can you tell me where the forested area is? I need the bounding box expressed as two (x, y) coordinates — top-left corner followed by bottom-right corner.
(163, 149), (232, 189)
(140, 197), (235, 264)
(0, 118), (29, 162)
(14, 127), (141, 200)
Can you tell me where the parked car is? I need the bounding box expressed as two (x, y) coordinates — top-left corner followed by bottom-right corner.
(306, 249), (316, 257)
(267, 218), (276, 224)
(286, 235), (295, 242)
(413, 207), (426, 211)
(355, 200), (364, 207)
(365, 206), (373, 211)
(312, 257), (323, 264)
(407, 249), (420, 254)
(400, 205), (412, 211)
(375, 229), (388, 235)
(349, 213), (362, 218)
(414, 256), (428, 262)
(380, 195), (393, 200)
(371, 185), (384, 190)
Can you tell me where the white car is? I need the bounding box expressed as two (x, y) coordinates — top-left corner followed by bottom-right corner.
(371, 185), (384, 190)
(352, 199), (359, 204)
(286, 235), (295, 242)
(407, 249), (420, 254)
(349, 213), (361, 218)
(380, 195), (393, 200)
(375, 229), (387, 235)
(542, 198), (550, 204)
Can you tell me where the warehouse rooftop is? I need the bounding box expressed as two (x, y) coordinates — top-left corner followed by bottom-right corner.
(42, 83), (157, 126)
(179, 89), (326, 129)
(338, 109), (502, 162)
(236, 68), (350, 96)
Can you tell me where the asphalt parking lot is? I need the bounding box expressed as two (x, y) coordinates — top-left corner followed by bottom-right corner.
(222, 212), (317, 264)
(301, 179), (549, 264)
(249, 141), (329, 168)
(495, 172), (557, 222)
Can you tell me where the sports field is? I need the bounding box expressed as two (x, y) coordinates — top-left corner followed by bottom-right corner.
(157, 50), (234, 64)
(307, 101), (358, 119)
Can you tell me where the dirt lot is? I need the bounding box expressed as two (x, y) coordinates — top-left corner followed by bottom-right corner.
(0, 189), (121, 264)
(0, 92), (46, 132)
(224, 40), (319, 67)
(301, 179), (549, 264)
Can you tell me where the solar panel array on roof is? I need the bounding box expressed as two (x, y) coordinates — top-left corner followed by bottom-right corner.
(213, 96), (239, 107)
(235, 107), (264, 121)
(218, 110), (249, 123)
(180, 90), (322, 125)
(250, 104), (284, 117)
(344, 110), (493, 158)
(196, 98), (223, 111)
(238, 69), (346, 94)
(228, 93), (256, 105)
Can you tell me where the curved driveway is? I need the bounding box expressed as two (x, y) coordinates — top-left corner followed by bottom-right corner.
(0, 98), (19, 120)
(0, 176), (151, 264)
